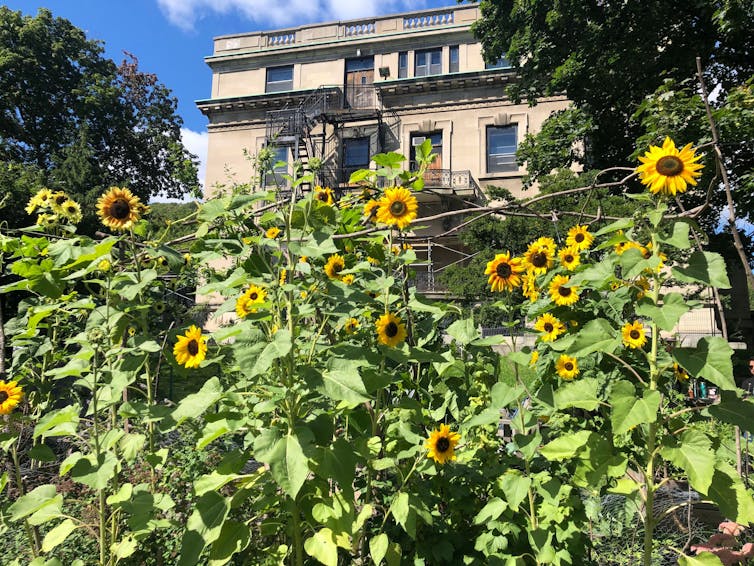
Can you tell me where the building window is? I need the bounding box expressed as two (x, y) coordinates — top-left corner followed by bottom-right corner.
(342, 137), (370, 182)
(264, 146), (288, 186)
(485, 55), (511, 70)
(265, 65), (293, 92)
(398, 52), (408, 78)
(415, 48), (441, 77)
(486, 125), (518, 173)
(449, 45), (459, 73)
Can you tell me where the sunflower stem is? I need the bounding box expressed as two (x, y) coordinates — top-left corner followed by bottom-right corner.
(11, 444), (42, 558)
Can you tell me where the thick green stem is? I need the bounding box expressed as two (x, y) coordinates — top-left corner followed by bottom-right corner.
(290, 498), (304, 566)
(11, 445), (41, 557)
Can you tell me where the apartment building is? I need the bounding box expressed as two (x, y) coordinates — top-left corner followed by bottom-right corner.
(197, 3), (569, 292)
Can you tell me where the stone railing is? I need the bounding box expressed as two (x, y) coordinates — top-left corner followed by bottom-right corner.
(403, 12), (454, 29)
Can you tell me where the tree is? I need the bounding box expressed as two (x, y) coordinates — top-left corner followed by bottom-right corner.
(0, 7), (199, 232)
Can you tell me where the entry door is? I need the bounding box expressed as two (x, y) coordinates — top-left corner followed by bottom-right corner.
(345, 57), (374, 108)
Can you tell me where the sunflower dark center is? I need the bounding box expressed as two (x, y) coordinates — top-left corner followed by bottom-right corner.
(110, 198), (131, 220)
(656, 155), (684, 176)
(436, 437), (450, 452)
(558, 285), (572, 297)
(565, 254), (574, 263)
(385, 322), (398, 337)
(250, 292), (258, 300)
(67, 205), (76, 213)
(187, 339), (199, 356)
(531, 252), (548, 267)
(333, 263), (343, 274)
(574, 233), (585, 243)
(564, 362), (574, 371)
(55, 195), (67, 205)
(0, 391), (8, 403)
(544, 323), (554, 333)
(496, 262), (512, 278)
(317, 192), (327, 201)
(390, 200), (407, 216)
(630, 330), (641, 339)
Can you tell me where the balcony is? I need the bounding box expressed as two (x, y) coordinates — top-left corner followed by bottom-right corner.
(422, 169), (485, 202)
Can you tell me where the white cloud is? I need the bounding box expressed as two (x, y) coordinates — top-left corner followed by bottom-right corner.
(157, 0), (430, 30)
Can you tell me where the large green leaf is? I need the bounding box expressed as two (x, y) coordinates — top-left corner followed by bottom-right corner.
(446, 318), (479, 345)
(33, 405), (80, 440)
(677, 553), (724, 566)
(672, 251), (731, 289)
(498, 470), (533, 512)
(555, 377), (601, 411)
(674, 337), (735, 390)
(8, 484), (62, 525)
(609, 380), (661, 435)
(69, 452), (119, 490)
(370, 533), (389, 565)
(473, 497), (508, 524)
(161, 377), (223, 431)
(178, 492), (231, 566)
(564, 319), (620, 357)
(304, 528), (339, 566)
(708, 391), (754, 433)
(707, 463), (754, 524)
(243, 329), (292, 378)
(209, 520), (251, 566)
(42, 519), (78, 553)
(657, 220), (692, 250)
(320, 368), (370, 404)
(539, 430), (593, 461)
(254, 427), (313, 499)
(635, 292), (690, 332)
(660, 429), (716, 494)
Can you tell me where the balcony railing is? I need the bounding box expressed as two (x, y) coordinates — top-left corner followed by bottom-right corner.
(422, 169), (485, 201)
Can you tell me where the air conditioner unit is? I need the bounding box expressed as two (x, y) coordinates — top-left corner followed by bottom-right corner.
(411, 136), (426, 146)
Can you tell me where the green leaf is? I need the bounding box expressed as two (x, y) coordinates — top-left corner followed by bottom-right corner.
(540, 430), (592, 461)
(33, 405), (80, 440)
(674, 337), (735, 390)
(677, 553), (724, 566)
(320, 368), (370, 405)
(473, 497), (508, 524)
(389, 492), (412, 537)
(555, 377), (601, 410)
(209, 520), (251, 566)
(304, 528), (339, 566)
(707, 463), (754, 524)
(595, 218), (634, 236)
(42, 519), (78, 552)
(69, 452), (119, 490)
(610, 381), (661, 435)
(657, 220), (692, 249)
(178, 492), (231, 566)
(161, 377), (223, 431)
(446, 318), (479, 345)
(636, 292), (690, 332)
(254, 427), (313, 499)
(672, 251), (731, 289)
(9, 484), (62, 525)
(498, 471), (532, 512)
(565, 319), (619, 357)
(660, 429), (716, 494)
(250, 330), (292, 377)
(708, 391), (754, 433)
(370, 533), (389, 565)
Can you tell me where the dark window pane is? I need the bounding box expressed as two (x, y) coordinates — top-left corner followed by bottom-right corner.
(485, 56), (510, 69)
(486, 126), (518, 173)
(415, 48), (442, 77)
(344, 137), (370, 166)
(398, 52), (407, 78)
(449, 46), (459, 73)
(266, 65), (293, 92)
(346, 57), (373, 72)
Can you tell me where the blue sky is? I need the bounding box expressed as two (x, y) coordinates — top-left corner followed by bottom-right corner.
(7, 0), (456, 189)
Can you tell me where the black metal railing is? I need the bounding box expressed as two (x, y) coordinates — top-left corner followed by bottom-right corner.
(422, 169), (485, 201)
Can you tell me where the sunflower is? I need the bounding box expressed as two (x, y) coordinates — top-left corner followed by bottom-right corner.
(344, 317), (360, 334)
(555, 355), (579, 380)
(523, 242), (555, 275)
(637, 137), (703, 196)
(534, 313), (566, 342)
(97, 187), (145, 231)
(236, 285), (267, 318)
(98, 259), (111, 272)
(363, 199), (380, 223)
(25, 188), (54, 214)
(314, 186), (335, 205)
(342, 273), (355, 285)
(549, 275), (580, 306)
(50, 191), (70, 213)
(154, 301), (166, 314)
(36, 213), (57, 228)
(634, 277), (650, 299)
(375, 187), (418, 230)
(566, 225), (593, 251)
(425, 424), (461, 465)
(529, 350), (539, 367)
(522, 271), (539, 302)
(621, 321), (647, 349)
(279, 268), (287, 286)
(558, 247), (580, 271)
(531, 236), (557, 254)
(376, 312), (407, 347)
(0, 380), (24, 415)
(60, 199), (82, 224)
(173, 325), (207, 368)
(265, 227), (281, 239)
(673, 363), (689, 382)
(324, 254), (346, 280)
(485, 252), (524, 292)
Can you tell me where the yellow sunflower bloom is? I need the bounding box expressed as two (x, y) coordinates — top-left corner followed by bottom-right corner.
(313, 186), (335, 205)
(522, 271), (539, 302)
(531, 236), (557, 254)
(173, 325), (208, 369)
(0, 380), (24, 415)
(97, 187), (145, 231)
(50, 191), (70, 213)
(566, 225), (593, 251)
(529, 350), (539, 367)
(341, 273), (355, 285)
(523, 242), (555, 275)
(344, 318), (360, 334)
(534, 313), (566, 342)
(556, 355), (579, 380)
(236, 284), (267, 318)
(363, 199), (380, 223)
(60, 199), (82, 224)
(279, 268), (287, 286)
(558, 247), (581, 271)
(265, 227), (281, 239)
(425, 424), (461, 465)
(621, 321), (647, 349)
(673, 363), (689, 382)
(376, 312), (407, 347)
(324, 254), (345, 280)
(375, 187), (418, 230)
(637, 137), (703, 196)
(549, 275), (580, 306)
(485, 252), (524, 292)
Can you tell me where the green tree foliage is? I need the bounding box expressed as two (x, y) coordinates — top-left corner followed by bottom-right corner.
(0, 7), (199, 232)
